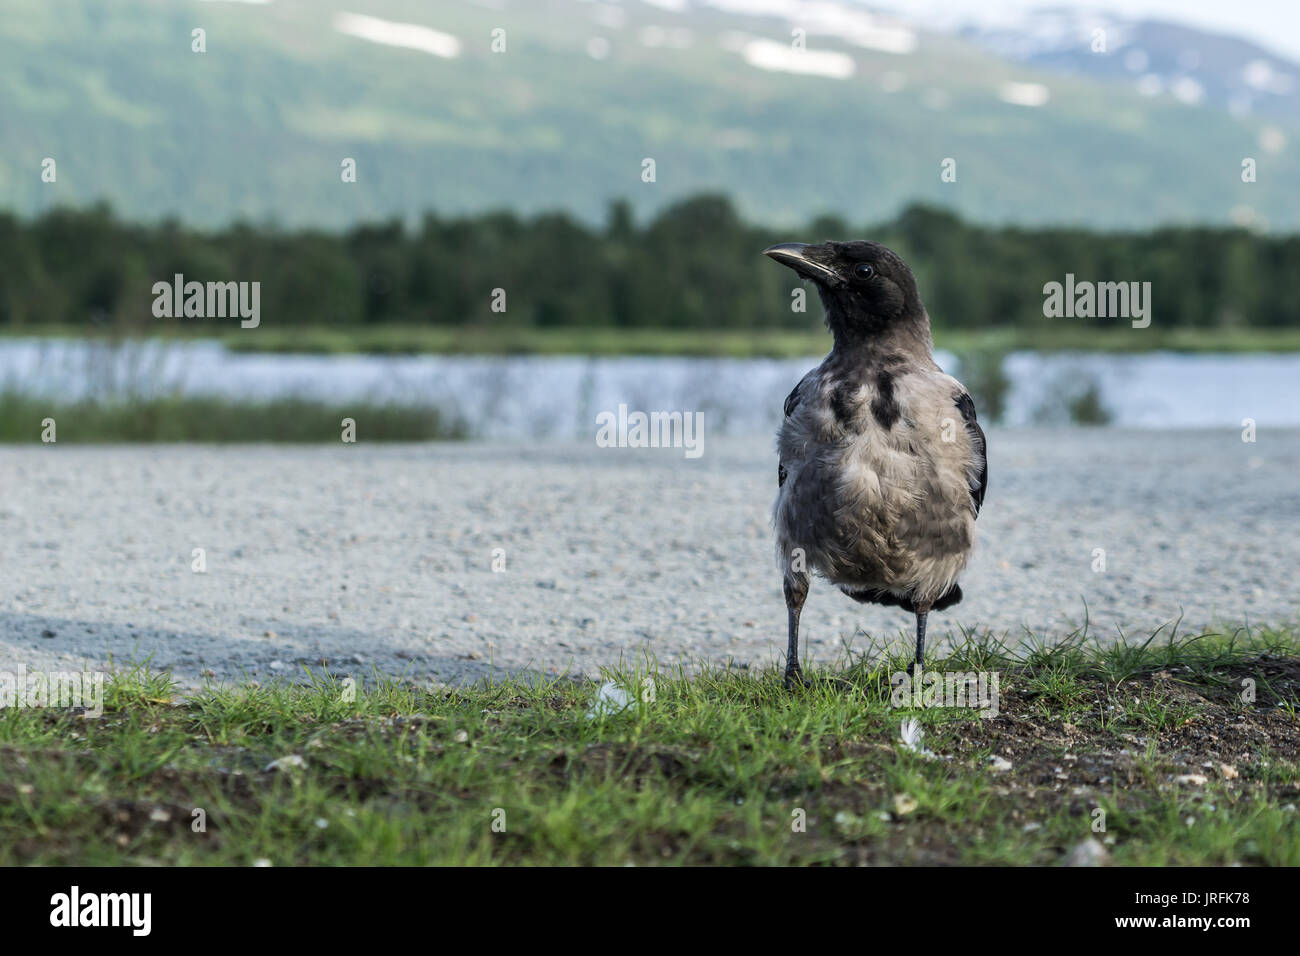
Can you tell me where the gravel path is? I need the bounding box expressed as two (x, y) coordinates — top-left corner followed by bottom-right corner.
(2, 430), (1298, 688)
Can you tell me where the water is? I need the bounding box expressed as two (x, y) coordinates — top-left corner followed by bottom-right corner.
(2, 338), (1296, 438)
(1000, 352), (1300, 428)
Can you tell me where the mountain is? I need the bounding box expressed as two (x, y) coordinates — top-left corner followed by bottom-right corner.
(0, 0), (1295, 230)
(953, 6), (1300, 121)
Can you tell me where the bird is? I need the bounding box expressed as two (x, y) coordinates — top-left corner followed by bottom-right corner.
(763, 240), (987, 688)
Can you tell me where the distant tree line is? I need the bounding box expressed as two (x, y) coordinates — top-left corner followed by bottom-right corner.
(1, 197), (1296, 332)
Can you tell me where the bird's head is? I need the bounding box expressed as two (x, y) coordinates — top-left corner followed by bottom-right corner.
(763, 240), (929, 347)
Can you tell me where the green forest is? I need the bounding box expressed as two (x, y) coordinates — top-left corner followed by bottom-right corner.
(1, 196), (1296, 337)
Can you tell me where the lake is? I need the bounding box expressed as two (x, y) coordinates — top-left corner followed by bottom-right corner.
(2, 338), (1296, 438)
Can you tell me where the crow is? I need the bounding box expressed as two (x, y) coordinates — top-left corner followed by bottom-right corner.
(763, 240), (987, 688)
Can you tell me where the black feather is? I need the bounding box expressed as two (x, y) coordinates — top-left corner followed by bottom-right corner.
(783, 385), (801, 419)
(870, 367), (900, 429)
(840, 584), (963, 612)
(954, 392), (987, 516)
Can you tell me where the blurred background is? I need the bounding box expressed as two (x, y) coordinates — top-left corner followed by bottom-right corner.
(2, 0), (1298, 440)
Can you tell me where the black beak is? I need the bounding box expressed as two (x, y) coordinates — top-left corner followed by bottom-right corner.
(763, 243), (839, 284)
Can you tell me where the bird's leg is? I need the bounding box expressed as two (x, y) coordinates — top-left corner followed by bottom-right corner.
(908, 603), (931, 676)
(783, 572), (810, 689)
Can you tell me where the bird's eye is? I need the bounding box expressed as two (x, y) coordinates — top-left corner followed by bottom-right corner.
(853, 262), (875, 280)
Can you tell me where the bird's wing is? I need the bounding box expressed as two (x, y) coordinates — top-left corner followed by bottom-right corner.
(954, 392), (987, 516)
(783, 382), (801, 419)
(777, 382), (802, 488)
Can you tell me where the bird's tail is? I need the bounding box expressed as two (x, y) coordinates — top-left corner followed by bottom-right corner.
(840, 583), (963, 612)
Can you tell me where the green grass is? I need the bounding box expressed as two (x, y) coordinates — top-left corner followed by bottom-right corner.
(6, 325), (1300, 358)
(0, 392), (464, 442)
(2, 625), (1297, 865)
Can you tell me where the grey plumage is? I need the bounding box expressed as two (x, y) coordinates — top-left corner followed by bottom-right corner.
(764, 240), (987, 687)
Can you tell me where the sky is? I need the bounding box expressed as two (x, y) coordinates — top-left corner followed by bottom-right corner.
(881, 0), (1300, 62)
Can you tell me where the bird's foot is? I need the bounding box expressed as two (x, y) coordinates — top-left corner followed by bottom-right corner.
(783, 666), (812, 690)
(907, 659), (923, 677)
